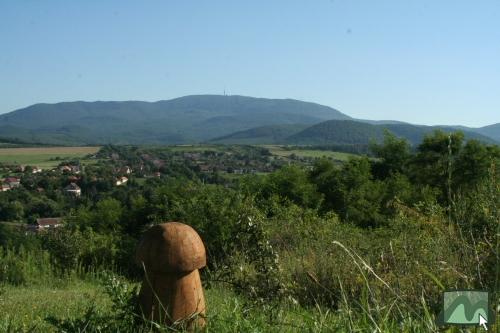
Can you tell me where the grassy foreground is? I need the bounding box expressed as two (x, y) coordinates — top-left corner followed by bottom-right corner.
(0, 280), (110, 332)
(2, 277), (495, 332)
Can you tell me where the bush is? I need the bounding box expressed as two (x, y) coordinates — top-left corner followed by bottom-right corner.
(46, 273), (142, 332)
(0, 246), (54, 286)
(264, 201), (473, 317)
(223, 205), (284, 303)
(40, 228), (85, 270)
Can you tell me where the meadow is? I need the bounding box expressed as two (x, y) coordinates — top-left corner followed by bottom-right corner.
(262, 145), (358, 162)
(1, 279), (351, 333)
(150, 144), (357, 162)
(0, 147), (100, 169)
(1, 254), (496, 332)
(0, 270), (471, 333)
(166, 145), (223, 152)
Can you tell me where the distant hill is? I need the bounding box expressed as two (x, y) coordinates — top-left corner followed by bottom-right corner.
(287, 120), (497, 145)
(210, 124), (309, 144)
(470, 123), (500, 142)
(288, 120), (385, 145)
(211, 121), (457, 145)
(0, 95), (350, 145)
(355, 119), (409, 125)
(213, 120), (496, 146)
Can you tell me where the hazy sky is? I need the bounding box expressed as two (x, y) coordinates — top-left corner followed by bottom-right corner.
(1, 1), (499, 127)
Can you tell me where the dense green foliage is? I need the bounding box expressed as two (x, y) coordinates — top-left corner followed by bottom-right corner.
(0, 131), (498, 331)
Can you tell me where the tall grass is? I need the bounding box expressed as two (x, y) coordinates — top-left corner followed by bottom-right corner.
(0, 246), (55, 286)
(0, 246), (102, 287)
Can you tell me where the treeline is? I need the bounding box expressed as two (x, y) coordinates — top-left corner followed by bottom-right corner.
(275, 131), (499, 228)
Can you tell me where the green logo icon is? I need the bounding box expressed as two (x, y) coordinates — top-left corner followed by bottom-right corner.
(436, 290), (494, 330)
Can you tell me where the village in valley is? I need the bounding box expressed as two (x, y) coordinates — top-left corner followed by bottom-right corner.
(0, 144), (330, 232)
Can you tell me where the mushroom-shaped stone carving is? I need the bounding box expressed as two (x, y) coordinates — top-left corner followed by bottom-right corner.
(136, 222), (206, 329)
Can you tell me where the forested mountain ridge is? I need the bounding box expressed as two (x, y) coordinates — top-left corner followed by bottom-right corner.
(210, 124), (310, 144)
(472, 122), (500, 141)
(0, 95), (350, 145)
(0, 95), (497, 145)
(213, 120), (497, 145)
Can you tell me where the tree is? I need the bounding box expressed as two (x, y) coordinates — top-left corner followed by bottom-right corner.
(124, 195), (150, 236)
(309, 158), (341, 213)
(370, 130), (411, 179)
(41, 228), (85, 270)
(310, 157), (385, 227)
(339, 157), (385, 227)
(263, 165), (322, 209)
(454, 140), (499, 190)
(91, 198), (123, 232)
(408, 130), (464, 201)
(5, 201), (25, 221)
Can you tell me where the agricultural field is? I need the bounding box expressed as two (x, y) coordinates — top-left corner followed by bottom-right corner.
(166, 145), (222, 152)
(263, 145), (358, 161)
(0, 147), (100, 169)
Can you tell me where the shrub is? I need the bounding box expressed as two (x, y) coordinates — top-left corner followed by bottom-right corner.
(0, 246), (54, 286)
(224, 206), (284, 303)
(265, 201), (472, 318)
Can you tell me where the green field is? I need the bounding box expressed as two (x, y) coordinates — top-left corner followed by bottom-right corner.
(263, 145), (358, 161)
(165, 145), (222, 152)
(0, 280), (111, 332)
(2, 280), (333, 332)
(0, 279), (458, 332)
(0, 147), (100, 169)
(148, 144), (358, 162)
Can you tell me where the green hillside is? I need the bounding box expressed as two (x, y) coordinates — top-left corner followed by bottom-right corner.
(210, 124), (309, 144)
(288, 120), (384, 145)
(287, 120), (497, 145)
(472, 122), (500, 142)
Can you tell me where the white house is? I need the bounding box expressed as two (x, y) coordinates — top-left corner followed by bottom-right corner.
(3, 177), (20, 188)
(32, 166), (43, 174)
(33, 218), (63, 231)
(115, 176), (128, 186)
(64, 182), (81, 197)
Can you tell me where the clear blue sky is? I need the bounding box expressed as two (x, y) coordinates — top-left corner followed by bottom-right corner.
(1, 1), (499, 127)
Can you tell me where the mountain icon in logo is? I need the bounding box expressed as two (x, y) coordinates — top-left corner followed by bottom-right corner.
(436, 290), (495, 328)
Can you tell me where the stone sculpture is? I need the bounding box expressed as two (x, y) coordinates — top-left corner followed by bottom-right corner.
(136, 222), (206, 329)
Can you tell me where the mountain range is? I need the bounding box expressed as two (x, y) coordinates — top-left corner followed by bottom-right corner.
(0, 95), (497, 146)
(214, 120), (496, 145)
